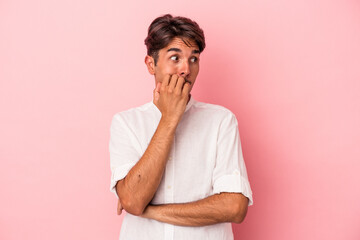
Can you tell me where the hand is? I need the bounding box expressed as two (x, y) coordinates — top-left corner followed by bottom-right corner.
(153, 74), (191, 124)
(117, 198), (123, 215)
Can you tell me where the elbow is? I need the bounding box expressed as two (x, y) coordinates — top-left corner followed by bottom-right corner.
(120, 197), (146, 216)
(230, 195), (249, 224)
(232, 205), (248, 224)
(116, 181), (146, 216)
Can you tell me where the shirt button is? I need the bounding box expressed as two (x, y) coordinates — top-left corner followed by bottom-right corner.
(167, 185), (172, 189)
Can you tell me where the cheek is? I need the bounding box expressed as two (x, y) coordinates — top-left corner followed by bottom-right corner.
(160, 63), (177, 75)
(191, 65), (199, 75)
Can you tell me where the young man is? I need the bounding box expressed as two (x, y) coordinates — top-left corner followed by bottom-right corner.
(109, 14), (253, 239)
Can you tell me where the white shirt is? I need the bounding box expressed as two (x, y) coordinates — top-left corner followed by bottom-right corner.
(109, 96), (253, 240)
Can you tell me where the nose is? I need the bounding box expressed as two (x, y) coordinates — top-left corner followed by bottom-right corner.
(179, 60), (190, 78)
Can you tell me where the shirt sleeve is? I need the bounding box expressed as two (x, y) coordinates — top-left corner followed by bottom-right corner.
(109, 113), (141, 198)
(212, 112), (253, 206)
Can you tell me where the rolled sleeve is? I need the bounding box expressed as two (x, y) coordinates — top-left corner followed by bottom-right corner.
(109, 113), (141, 198)
(212, 113), (253, 206)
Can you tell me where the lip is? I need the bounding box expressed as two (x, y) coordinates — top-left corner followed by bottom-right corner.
(185, 79), (192, 85)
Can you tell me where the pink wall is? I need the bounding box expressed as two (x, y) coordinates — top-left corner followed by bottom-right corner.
(1, 0), (359, 239)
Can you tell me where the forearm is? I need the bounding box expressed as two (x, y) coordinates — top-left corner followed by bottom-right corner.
(115, 75), (191, 215)
(116, 117), (177, 215)
(141, 193), (249, 226)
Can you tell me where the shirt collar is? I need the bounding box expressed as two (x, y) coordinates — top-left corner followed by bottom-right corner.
(185, 94), (195, 112)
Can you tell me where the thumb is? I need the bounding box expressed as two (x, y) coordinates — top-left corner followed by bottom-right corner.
(153, 82), (161, 103)
(155, 82), (161, 93)
(117, 199), (122, 215)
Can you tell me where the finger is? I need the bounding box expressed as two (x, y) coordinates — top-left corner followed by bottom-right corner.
(175, 76), (185, 94)
(153, 91), (160, 103)
(153, 82), (161, 103)
(181, 79), (192, 90)
(117, 199), (120, 214)
(184, 79), (192, 86)
(160, 74), (171, 91)
(117, 199), (122, 215)
(155, 82), (161, 93)
(168, 74), (179, 91)
(182, 81), (191, 97)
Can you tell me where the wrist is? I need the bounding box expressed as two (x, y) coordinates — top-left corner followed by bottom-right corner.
(141, 205), (157, 219)
(159, 116), (179, 129)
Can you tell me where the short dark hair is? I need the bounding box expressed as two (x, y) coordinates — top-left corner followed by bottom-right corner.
(144, 14), (206, 65)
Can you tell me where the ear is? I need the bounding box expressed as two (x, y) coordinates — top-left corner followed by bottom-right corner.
(145, 55), (155, 75)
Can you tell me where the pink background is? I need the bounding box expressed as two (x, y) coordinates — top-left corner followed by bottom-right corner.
(1, 0), (359, 239)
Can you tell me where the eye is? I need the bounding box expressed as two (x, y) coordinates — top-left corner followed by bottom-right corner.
(190, 56), (198, 63)
(170, 55), (179, 61)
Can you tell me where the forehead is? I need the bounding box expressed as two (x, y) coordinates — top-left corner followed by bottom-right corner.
(162, 37), (199, 52)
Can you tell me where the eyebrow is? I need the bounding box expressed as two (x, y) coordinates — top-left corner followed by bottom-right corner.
(167, 48), (200, 54)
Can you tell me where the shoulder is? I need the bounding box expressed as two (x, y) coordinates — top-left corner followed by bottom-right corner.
(192, 100), (238, 124)
(113, 101), (153, 119)
(110, 102), (153, 128)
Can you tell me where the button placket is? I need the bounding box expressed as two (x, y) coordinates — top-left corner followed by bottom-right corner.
(170, 136), (175, 203)
(164, 142), (174, 203)
(164, 136), (175, 240)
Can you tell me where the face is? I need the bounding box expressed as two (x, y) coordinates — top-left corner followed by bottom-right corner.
(145, 37), (200, 92)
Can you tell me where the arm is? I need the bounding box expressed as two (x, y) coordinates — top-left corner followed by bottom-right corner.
(116, 75), (191, 216)
(116, 117), (176, 215)
(141, 192), (249, 226)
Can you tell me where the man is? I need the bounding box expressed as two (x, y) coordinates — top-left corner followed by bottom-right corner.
(109, 14), (253, 239)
